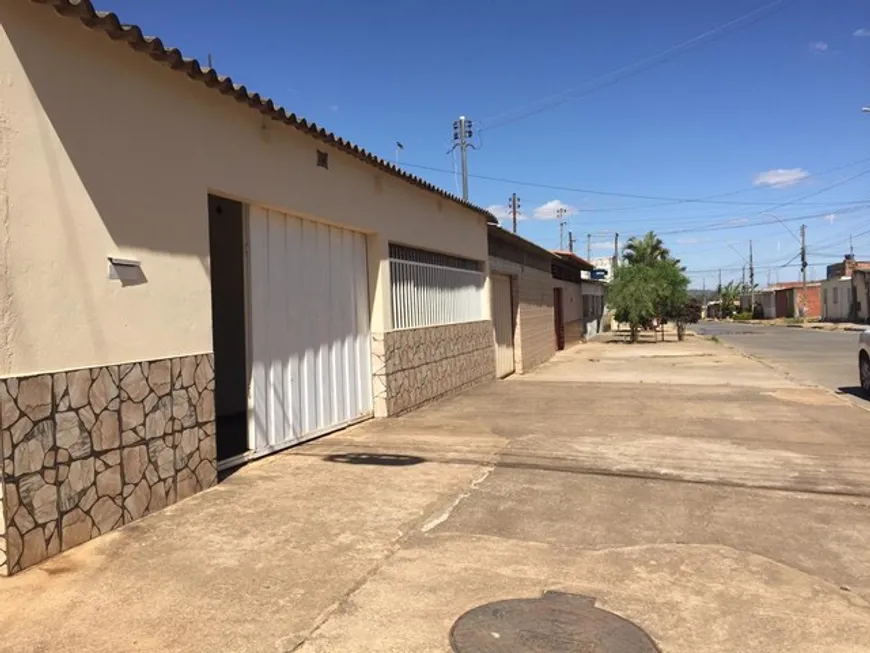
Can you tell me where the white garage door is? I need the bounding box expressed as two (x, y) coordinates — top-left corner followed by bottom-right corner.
(247, 206), (372, 456)
(491, 273), (515, 378)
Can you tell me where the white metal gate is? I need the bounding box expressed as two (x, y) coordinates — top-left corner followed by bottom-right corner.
(247, 206), (372, 456)
(491, 274), (515, 378)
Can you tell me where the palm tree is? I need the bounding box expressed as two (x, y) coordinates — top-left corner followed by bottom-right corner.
(623, 231), (671, 266)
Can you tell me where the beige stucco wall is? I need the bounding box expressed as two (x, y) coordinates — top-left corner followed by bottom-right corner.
(0, 3), (489, 378)
(489, 255), (555, 373)
(515, 268), (556, 373)
(553, 279), (583, 345)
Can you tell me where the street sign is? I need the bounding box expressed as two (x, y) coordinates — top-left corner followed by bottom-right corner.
(591, 269), (608, 280)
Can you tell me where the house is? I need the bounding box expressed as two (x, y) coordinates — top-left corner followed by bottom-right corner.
(552, 252), (596, 346)
(487, 228), (589, 378)
(740, 289), (776, 319)
(826, 254), (870, 281)
(581, 279), (607, 337)
(0, 0), (496, 574)
(821, 276), (854, 321)
(821, 256), (870, 322)
(771, 281), (821, 319)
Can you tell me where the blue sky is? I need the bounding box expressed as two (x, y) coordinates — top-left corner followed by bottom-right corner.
(95, 0), (870, 288)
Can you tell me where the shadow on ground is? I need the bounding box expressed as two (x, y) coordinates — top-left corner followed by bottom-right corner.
(324, 452), (425, 466)
(837, 386), (868, 402)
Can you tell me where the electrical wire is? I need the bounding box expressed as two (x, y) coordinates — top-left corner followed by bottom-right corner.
(398, 161), (870, 208)
(479, 0), (791, 132)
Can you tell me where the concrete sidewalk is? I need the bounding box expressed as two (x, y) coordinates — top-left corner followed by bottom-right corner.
(2, 338), (870, 652)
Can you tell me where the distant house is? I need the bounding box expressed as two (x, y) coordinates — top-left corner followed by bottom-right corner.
(821, 256), (870, 322)
(487, 228), (591, 379)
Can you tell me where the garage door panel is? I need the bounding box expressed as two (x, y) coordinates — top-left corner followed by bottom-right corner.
(492, 274), (515, 378)
(248, 208), (372, 456)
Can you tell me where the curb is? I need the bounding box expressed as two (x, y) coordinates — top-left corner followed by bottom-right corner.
(711, 336), (870, 415)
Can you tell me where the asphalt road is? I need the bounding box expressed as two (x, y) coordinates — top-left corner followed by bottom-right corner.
(694, 321), (866, 399)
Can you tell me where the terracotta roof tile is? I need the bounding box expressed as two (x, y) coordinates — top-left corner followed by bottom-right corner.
(30, 0), (497, 223)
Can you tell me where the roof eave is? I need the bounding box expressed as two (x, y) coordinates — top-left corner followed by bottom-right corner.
(30, 0), (497, 224)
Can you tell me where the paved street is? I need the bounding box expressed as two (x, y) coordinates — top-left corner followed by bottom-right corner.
(694, 321), (865, 400)
(3, 335), (870, 652)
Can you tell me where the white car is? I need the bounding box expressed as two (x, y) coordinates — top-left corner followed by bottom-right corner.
(860, 329), (870, 394)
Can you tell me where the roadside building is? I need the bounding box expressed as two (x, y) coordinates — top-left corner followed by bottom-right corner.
(487, 230), (590, 378)
(820, 256), (870, 323)
(581, 280), (608, 338)
(821, 276), (854, 321)
(0, 0), (496, 574)
(771, 281), (821, 319)
(826, 254), (870, 280)
(739, 289), (776, 319)
(552, 252), (596, 345)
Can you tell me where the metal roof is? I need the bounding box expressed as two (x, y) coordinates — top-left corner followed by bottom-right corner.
(29, 0), (496, 223)
(552, 251), (595, 271)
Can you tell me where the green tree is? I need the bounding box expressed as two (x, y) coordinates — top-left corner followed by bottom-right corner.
(623, 231), (671, 267)
(717, 281), (741, 318)
(674, 297), (702, 341)
(654, 260), (690, 339)
(607, 263), (658, 342)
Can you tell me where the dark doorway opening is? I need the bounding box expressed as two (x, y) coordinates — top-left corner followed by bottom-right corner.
(553, 287), (565, 351)
(208, 195), (250, 463)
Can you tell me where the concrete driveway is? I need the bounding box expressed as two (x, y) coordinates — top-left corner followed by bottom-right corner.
(2, 334), (870, 652)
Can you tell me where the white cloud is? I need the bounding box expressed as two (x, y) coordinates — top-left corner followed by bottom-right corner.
(676, 237), (707, 245)
(532, 199), (578, 220)
(486, 204), (511, 220)
(854, 28), (870, 37)
(727, 217), (750, 226)
(328, 104), (339, 112)
(589, 240), (612, 250)
(753, 168), (810, 188)
(809, 41), (829, 54)
(825, 213), (837, 224)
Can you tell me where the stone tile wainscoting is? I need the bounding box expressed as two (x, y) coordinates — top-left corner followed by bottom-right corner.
(372, 320), (495, 416)
(0, 354), (216, 575)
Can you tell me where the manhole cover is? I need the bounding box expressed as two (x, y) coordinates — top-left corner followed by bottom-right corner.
(450, 591), (660, 653)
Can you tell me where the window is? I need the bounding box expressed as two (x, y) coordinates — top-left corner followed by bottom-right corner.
(389, 244), (484, 329)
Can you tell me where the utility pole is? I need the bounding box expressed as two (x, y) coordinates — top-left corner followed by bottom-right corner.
(612, 233), (619, 270)
(800, 224), (808, 319)
(749, 240), (755, 316)
(508, 193), (520, 233)
(851, 234), (855, 257)
(587, 234), (592, 261)
(557, 208), (568, 250)
(451, 116), (475, 201)
(568, 231), (575, 254)
(742, 265), (746, 288)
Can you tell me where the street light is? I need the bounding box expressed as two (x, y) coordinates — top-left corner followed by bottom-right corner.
(760, 212), (801, 245)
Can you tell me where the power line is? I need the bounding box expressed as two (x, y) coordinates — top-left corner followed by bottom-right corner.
(584, 155), (870, 214)
(480, 0), (791, 132)
(655, 167), (870, 235)
(398, 160), (870, 208)
(656, 204), (870, 236)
